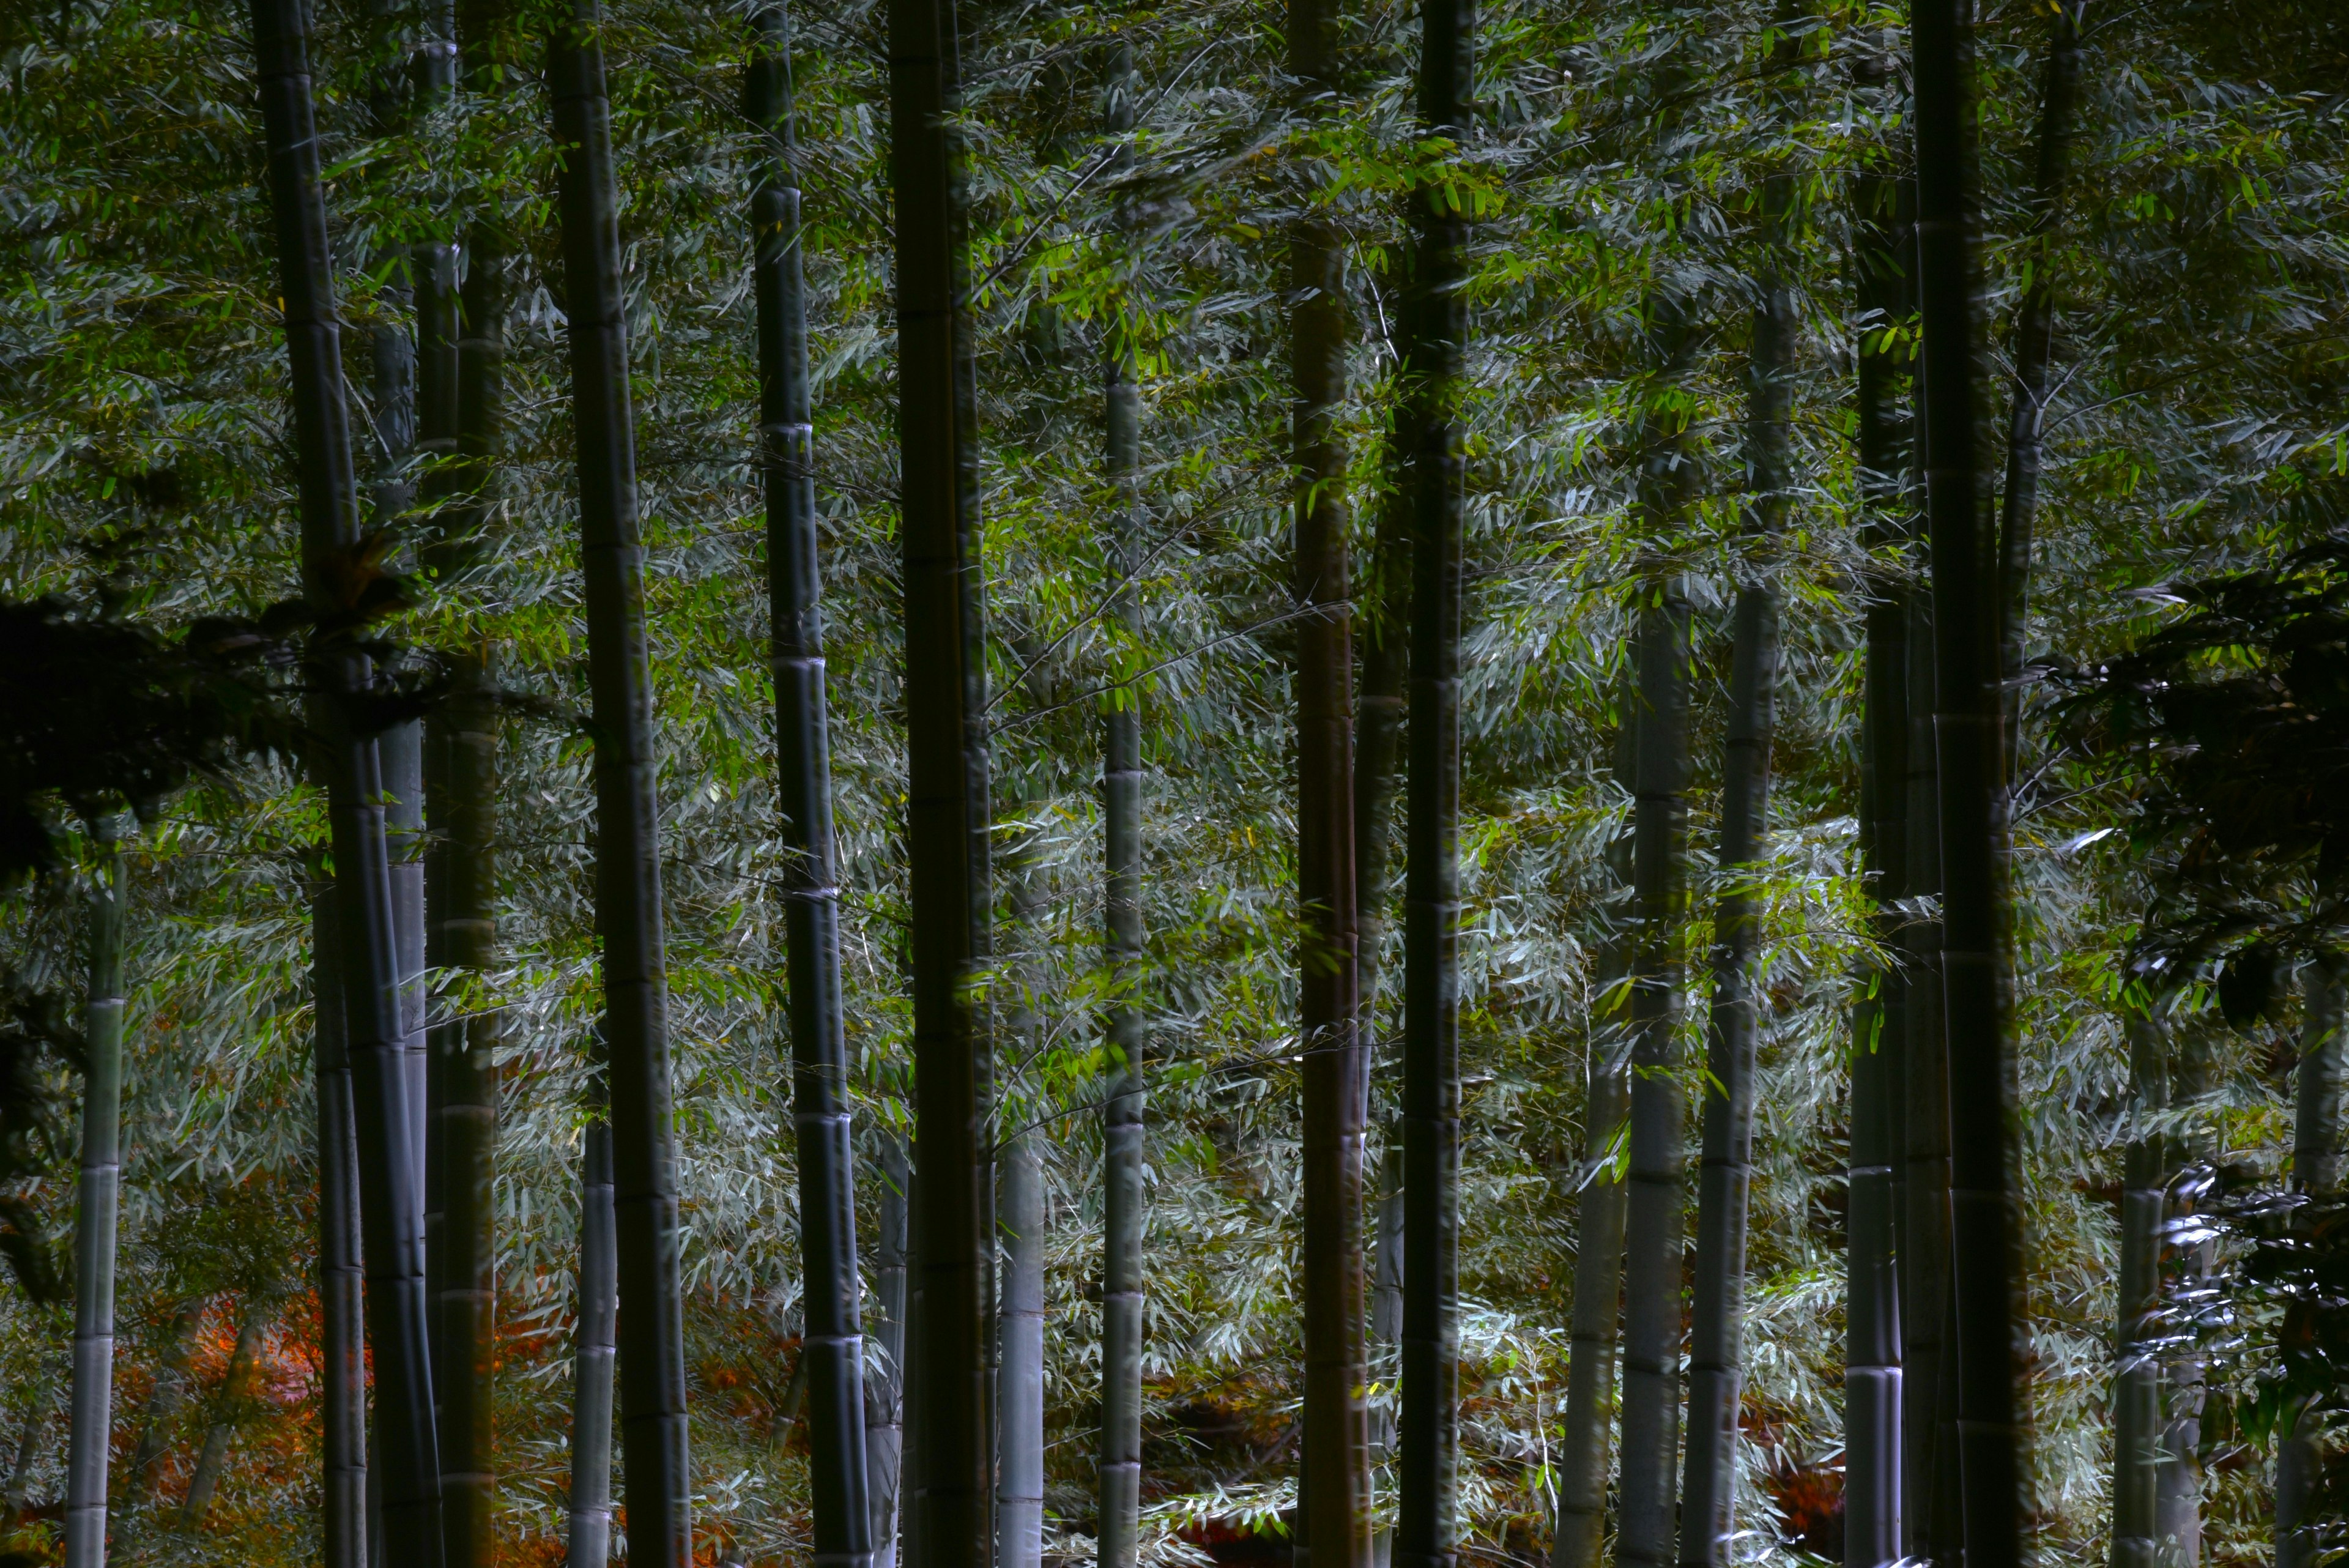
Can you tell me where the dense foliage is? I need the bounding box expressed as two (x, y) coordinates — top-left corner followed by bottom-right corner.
(1, 0), (2347, 1563)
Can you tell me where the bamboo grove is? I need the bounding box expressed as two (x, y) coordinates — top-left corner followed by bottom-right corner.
(1, 0), (2347, 1565)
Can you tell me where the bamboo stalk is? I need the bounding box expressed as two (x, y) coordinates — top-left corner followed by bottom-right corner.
(1995, 1), (2087, 778)
(417, 13), (499, 1560)
(1549, 689), (1635, 1568)
(179, 1293), (275, 1525)
(870, 1135), (911, 1568)
(1286, 0), (1369, 1560)
(1397, 1), (1469, 1561)
(889, 0), (992, 1557)
(1913, 0), (2028, 1558)
(568, 1066), (618, 1568)
(997, 1139), (1045, 1568)
(1616, 572), (1691, 1568)
(63, 817), (127, 1568)
(1844, 141), (1910, 1568)
(313, 866), (371, 1568)
(548, 8), (693, 1561)
(2114, 1006), (2161, 1568)
(749, 15), (875, 1567)
(1677, 149), (1793, 1567)
(1099, 42), (1148, 1568)
(2277, 962), (2342, 1568)
(247, 1), (445, 1555)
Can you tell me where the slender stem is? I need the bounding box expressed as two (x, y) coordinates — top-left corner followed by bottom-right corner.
(870, 1135), (911, 1568)
(1290, 0), (1368, 1558)
(1549, 683), (1635, 1568)
(2278, 960), (2345, 1568)
(1615, 571), (1691, 1568)
(996, 1138), (1045, 1568)
(313, 864), (371, 1568)
(749, 15), (875, 1568)
(417, 15), (499, 1562)
(1678, 578), (1779, 1567)
(64, 817), (126, 1568)
(549, 9), (693, 1561)
(1995, 1), (2086, 780)
(247, 1), (445, 1555)
(1915, 0), (2028, 1558)
(891, 0), (992, 1557)
(178, 1293), (275, 1524)
(568, 1069), (618, 1568)
(1099, 40), (1149, 1568)
(1397, 1), (1469, 1562)
(1844, 134), (1910, 1568)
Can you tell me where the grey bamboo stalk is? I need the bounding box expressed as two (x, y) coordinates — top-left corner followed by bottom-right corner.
(1677, 600), (1781, 1562)
(1900, 571), (1953, 1565)
(421, 36), (507, 1557)
(1288, 0), (1370, 1556)
(1844, 144), (1909, 1568)
(407, 9), (495, 1562)
(1995, 0), (2087, 776)
(1678, 143), (1794, 1567)
(1549, 689), (1636, 1568)
(1370, 1146), (1404, 1568)
(63, 817), (126, 1568)
(1617, 285), (1698, 1568)
(889, 0), (991, 1556)
(549, 8), (693, 1561)
(180, 1291), (275, 1524)
(368, 11), (432, 1533)
(248, 0), (445, 1554)
(1616, 572), (1691, 1568)
(2277, 961), (2343, 1568)
(313, 869), (370, 1568)
(366, 0), (432, 1219)
(750, 15), (876, 1568)
(1099, 41), (1148, 1568)
(569, 1071), (618, 1568)
(1899, 193), (1958, 1556)
(870, 1135), (911, 1568)
(1397, 0), (1469, 1560)
(2156, 1030), (2211, 1568)
(2109, 1009), (2168, 1568)
(997, 1140), (1045, 1568)
(1915, 0), (2028, 1557)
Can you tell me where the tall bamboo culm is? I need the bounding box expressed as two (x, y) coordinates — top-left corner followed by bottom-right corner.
(1678, 250), (1789, 1566)
(1098, 43), (1149, 1568)
(365, 0), (432, 1230)
(404, 7), (499, 1562)
(1842, 136), (1909, 1568)
(749, 15), (876, 1568)
(2109, 1011), (2167, 1568)
(1616, 286), (1696, 1568)
(1616, 574), (1690, 1568)
(248, 1), (445, 1556)
(1397, 0), (1469, 1559)
(312, 869), (371, 1568)
(549, 7), (692, 1561)
(1913, 0), (2027, 1559)
(568, 1065), (618, 1568)
(2277, 964), (2345, 1568)
(63, 818), (127, 1568)
(1549, 691), (1635, 1568)
(998, 1139), (1045, 1568)
(1995, 0), (2086, 775)
(888, 0), (991, 1557)
(870, 1135), (911, 1568)
(1288, 0), (1369, 1556)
